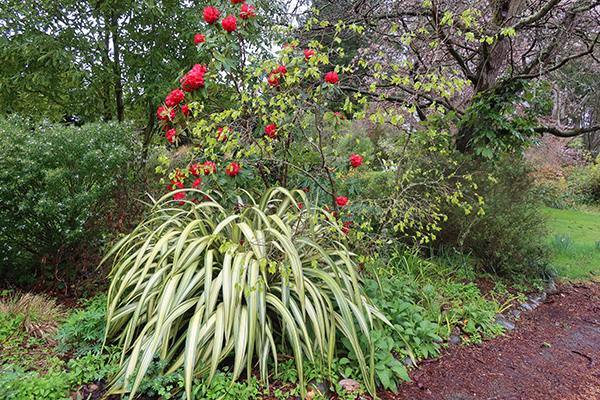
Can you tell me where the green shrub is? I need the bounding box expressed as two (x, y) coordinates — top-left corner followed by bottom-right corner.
(436, 156), (548, 277)
(103, 187), (388, 399)
(0, 116), (139, 284)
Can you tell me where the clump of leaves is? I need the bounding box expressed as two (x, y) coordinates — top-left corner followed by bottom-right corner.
(0, 292), (66, 345)
(103, 187), (389, 399)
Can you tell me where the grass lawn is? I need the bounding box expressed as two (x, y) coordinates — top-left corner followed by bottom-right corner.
(543, 206), (600, 280)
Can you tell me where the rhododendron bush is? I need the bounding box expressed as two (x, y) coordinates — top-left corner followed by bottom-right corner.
(152, 0), (480, 249)
(154, 0), (370, 221)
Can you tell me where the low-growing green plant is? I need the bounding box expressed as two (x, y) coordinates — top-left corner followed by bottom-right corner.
(551, 233), (574, 253)
(103, 187), (389, 399)
(56, 295), (108, 356)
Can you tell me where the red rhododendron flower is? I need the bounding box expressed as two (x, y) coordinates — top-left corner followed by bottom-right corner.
(181, 64), (207, 92)
(335, 111), (345, 119)
(192, 178), (203, 188)
(342, 220), (352, 235)
(203, 161), (216, 175)
(298, 203), (303, 209)
(226, 162), (241, 177)
(231, 0), (244, 3)
(157, 105), (176, 121)
(190, 162), (202, 176)
(222, 15), (237, 32)
(336, 196), (348, 207)
(217, 127), (228, 142)
(168, 180), (185, 191)
(304, 49), (314, 60)
(195, 33), (206, 45)
(325, 71), (339, 84)
(350, 154), (363, 168)
(268, 72), (279, 87)
(278, 64), (287, 74)
(181, 104), (190, 116)
(284, 43), (296, 49)
(265, 123), (277, 139)
(240, 4), (256, 19)
(203, 6), (220, 24)
(165, 89), (185, 107)
(174, 191), (187, 205)
(166, 128), (178, 144)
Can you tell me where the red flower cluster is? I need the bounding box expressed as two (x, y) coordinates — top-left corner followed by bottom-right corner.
(350, 154), (363, 168)
(174, 191), (187, 205)
(231, 0), (244, 3)
(304, 49), (314, 60)
(157, 105), (175, 121)
(222, 15), (237, 32)
(240, 4), (256, 19)
(181, 64), (208, 92)
(165, 89), (185, 107)
(195, 33), (206, 45)
(284, 43), (296, 49)
(226, 162), (241, 177)
(268, 73), (279, 87)
(341, 220), (352, 235)
(217, 127), (228, 142)
(203, 6), (220, 24)
(181, 104), (190, 116)
(336, 196), (348, 207)
(203, 161), (216, 175)
(325, 71), (339, 84)
(190, 162), (202, 176)
(335, 111), (345, 119)
(192, 178), (203, 188)
(265, 123), (277, 139)
(166, 128), (179, 144)
(168, 180), (184, 191)
(268, 65), (287, 87)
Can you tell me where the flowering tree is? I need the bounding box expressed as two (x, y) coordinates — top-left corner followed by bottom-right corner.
(155, 1), (371, 218)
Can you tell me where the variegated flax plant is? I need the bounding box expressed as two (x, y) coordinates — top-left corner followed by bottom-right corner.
(101, 187), (392, 399)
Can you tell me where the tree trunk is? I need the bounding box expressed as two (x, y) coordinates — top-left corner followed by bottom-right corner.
(142, 98), (156, 161)
(110, 12), (125, 122)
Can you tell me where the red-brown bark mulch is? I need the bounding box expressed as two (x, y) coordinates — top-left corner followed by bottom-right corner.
(383, 281), (600, 400)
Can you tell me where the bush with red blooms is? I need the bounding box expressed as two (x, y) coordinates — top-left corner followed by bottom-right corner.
(155, 0), (368, 225)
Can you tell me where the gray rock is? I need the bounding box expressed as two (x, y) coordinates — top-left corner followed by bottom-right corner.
(307, 379), (329, 400)
(521, 303), (533, 311)
(494, 315), (515, 330)
(512, 309), (521, 318)
(338, 378), (361, 393)
(404, 356), (416, 366)
(530, 296), (542, 305)
(449, 334), (461, 345)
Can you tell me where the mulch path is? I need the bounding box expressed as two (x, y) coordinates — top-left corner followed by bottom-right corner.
(381, 281), (600, 400)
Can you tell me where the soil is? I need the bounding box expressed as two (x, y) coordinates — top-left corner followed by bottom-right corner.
(381, 280), (600, 400)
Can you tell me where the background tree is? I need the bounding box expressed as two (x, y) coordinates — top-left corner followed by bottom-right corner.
(294, 0), (600, 154)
